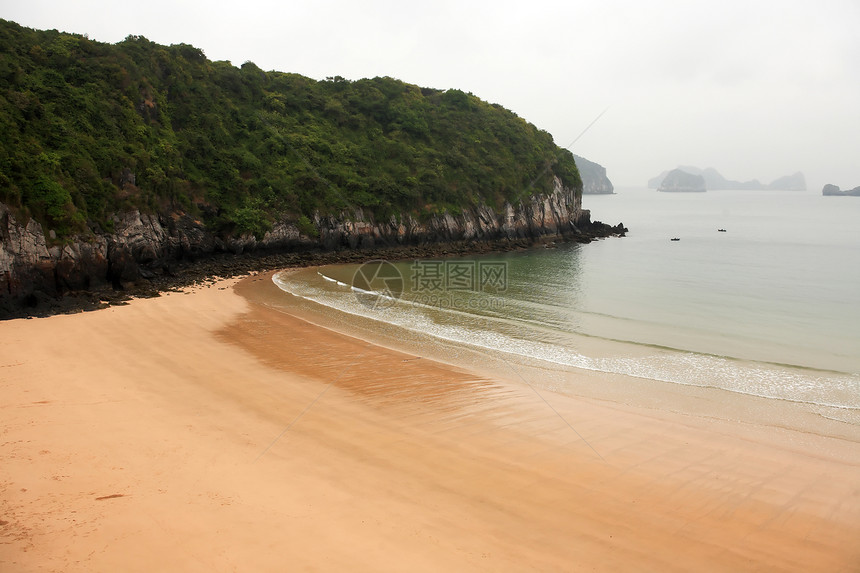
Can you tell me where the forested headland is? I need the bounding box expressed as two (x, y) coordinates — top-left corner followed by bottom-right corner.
(0, 18), (582, 241)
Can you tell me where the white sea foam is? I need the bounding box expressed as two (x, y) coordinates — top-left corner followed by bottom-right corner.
(272, 271), (860, 412)
(318, 271), (350, 287)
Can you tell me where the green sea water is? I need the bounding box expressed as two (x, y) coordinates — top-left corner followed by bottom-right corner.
(272, 188), (860, 418)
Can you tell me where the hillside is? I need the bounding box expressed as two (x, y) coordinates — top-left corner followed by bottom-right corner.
(0, 19), (632, 315)
(0, 19), (581, 241)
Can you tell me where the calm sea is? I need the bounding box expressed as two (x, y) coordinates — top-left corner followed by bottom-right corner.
(272, 187), (860, 419)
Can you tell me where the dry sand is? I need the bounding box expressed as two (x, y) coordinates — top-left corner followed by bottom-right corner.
(1, 272), (859, 572)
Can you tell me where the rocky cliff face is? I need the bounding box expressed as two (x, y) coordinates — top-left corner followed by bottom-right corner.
(2, 176), (614, 312)
(573, 155), (614, 194)
(315, 176), (590, 248)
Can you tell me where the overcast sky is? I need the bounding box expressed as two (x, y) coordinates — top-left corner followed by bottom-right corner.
(4, 0), (859, 188)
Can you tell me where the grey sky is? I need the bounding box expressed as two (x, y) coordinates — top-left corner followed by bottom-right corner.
(4, 0), (859, 188)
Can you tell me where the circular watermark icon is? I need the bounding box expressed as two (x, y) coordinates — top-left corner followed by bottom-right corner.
(352, 260), (404, 309)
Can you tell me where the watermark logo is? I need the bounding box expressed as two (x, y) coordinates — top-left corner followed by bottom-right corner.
(352, 260), (404, 309)
(352, 259), (508, 310)
(411, 260), (508, 293)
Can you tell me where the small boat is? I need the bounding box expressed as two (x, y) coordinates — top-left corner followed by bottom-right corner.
(670, 237), (680, 241)
(718, 229), (727, 232)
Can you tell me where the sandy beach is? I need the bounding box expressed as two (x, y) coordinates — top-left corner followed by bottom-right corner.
(2, 272), (859, 572)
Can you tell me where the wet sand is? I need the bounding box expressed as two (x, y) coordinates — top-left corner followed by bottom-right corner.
(2, 273), (859, 571)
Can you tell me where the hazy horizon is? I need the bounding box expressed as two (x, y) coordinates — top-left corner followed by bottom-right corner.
(4, 0), (858, 189)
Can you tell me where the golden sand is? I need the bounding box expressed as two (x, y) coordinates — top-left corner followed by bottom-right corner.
(1, 273), (858, 571)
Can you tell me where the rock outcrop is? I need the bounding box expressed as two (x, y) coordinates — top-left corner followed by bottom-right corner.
(574, 155), (615, 194)
(657, 169), (706, 192)
(2, 176), (623, 314)
(822, 184), (860, 196)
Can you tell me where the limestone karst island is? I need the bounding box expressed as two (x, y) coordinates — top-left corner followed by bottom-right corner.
(649, 166), (806, 192)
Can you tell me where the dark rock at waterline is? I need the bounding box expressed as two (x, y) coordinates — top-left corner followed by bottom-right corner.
(1, 179), (626, 319)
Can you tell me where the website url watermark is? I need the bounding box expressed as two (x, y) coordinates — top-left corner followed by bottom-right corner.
(351, 259), (508, 311)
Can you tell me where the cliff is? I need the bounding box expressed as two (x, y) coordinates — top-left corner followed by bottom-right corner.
(574, 155), (615, 194)
(649, 167), (806, 190)
(822, 184), (860, 196)
(0, 19), (635, 316)
(1, 176), (625, 315)
(657, 169), (706, 192)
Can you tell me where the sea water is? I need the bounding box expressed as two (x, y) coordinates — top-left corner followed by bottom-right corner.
(271, 187), (860, 420)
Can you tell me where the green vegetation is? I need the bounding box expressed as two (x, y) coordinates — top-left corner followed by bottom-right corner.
(0, 19), (581, 239)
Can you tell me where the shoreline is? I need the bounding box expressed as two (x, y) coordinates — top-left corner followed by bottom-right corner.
(2, 274), (859, 571)
(1, 224), (626, 321)
(265, 267), (860, 441)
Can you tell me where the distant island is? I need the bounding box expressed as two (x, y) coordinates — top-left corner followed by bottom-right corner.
(649, 167), (806, 191)
(657, 169), (706, 192)
(822, 184), (860, 196)
(574, 155), (614, 194)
